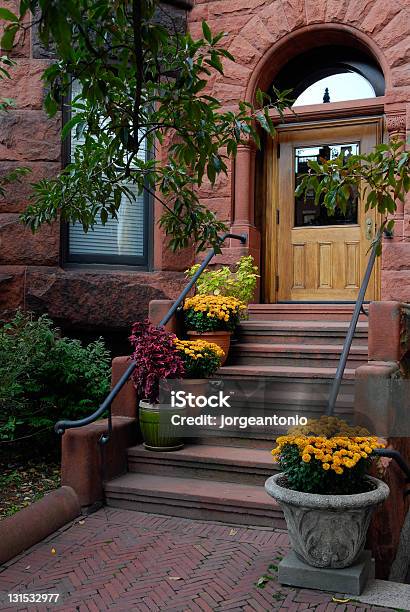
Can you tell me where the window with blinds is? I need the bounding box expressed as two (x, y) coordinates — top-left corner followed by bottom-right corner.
(67, 82), (150, 266)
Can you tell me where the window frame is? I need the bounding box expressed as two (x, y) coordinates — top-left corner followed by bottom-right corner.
(61, 84), (153, 270)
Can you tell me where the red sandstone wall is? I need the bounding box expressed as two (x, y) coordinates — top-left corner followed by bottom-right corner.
(0, 1), (189, 335)
(188, 0), (410, 301)
(1, 0), (410, 332)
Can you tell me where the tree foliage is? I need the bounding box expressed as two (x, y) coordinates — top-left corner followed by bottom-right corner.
(295, 140), (410, 252)
(1, 0), (292, 252)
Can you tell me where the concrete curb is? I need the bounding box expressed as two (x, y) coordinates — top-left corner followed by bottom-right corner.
(0, 486), (81, 565)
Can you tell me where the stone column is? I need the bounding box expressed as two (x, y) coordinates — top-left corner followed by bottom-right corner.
(227, 141), (261, 275)
(233, 142), (256, 226)
(386, 110), (407, 221)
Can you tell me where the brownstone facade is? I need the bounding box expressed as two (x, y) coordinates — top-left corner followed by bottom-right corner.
(1, 0), (410, 341)
(0, 1), (192, 346)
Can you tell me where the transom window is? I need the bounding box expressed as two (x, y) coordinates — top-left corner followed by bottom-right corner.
(272, 44), (385, 107)
(294, 73), (375, 106)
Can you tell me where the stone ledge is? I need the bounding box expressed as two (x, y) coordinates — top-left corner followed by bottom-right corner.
(0, 486), (81, 565)
(345, 578), (410, 610)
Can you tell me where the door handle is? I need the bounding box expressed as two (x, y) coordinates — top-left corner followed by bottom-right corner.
(365, 218), (373, 240)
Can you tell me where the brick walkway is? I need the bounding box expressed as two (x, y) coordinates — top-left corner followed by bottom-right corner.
(0, 509), (393, 612)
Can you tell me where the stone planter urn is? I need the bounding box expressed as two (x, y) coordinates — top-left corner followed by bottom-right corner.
(265, 473), (389, 569)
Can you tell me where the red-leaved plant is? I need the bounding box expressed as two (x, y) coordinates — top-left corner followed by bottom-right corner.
(129, 320), (185, 404)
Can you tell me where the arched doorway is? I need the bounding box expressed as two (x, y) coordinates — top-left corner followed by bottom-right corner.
(248, 27), (387, 303)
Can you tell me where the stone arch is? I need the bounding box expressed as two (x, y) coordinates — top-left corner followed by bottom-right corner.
(244, 23), (392, 103)
(207, 0), (410, 105)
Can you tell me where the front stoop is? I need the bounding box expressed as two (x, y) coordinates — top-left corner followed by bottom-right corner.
(105, 444), (283, 527)
(105, 305), (368, 528)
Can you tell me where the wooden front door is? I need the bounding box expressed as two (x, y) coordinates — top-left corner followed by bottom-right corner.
(274, 118), (382, 302)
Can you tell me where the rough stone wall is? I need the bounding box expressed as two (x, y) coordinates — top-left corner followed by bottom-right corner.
(0, 1), (189, 342)
(1, 0), (410, 336)
(188, 0), (410, 301)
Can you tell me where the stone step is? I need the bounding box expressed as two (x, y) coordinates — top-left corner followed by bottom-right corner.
(229, 343), (367, 368)
(247, 303), (369, 322)
(104, 472), (285, 528)
(192, 436), (276, 449)
(218, 364), (357, 380)
(127, 444), (278, 485)
(215, 365), (355, 445)
(236, 320), (368, 346)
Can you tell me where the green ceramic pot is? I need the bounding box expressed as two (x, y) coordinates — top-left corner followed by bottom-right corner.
(139, 400), (184, 451)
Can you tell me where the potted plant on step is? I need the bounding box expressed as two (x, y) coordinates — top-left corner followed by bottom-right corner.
(183, 295), (246, 364)
(174, 338), (225, 416)
(185, 255), (259, 304)
(265, 416), (389, 569)
(130, 320), (185, 451)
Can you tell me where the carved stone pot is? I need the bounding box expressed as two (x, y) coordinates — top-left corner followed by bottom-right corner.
(265, 473), (389, 569)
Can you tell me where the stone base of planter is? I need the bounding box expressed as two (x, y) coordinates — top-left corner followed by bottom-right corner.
(278, 550), (375, 596)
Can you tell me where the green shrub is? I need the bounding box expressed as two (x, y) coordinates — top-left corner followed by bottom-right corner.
(185, 255), (259, 304)
(0, 311), (111, 442)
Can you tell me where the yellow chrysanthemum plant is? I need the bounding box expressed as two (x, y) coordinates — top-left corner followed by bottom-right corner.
(271, 416), (385, 495)
(183, 295), (247, 333)
(174, 339), (225, 378)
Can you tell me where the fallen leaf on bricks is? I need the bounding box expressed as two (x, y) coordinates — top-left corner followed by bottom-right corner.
(332, 597), (351, 603)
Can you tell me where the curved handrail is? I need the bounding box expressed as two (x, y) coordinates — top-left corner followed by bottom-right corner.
(374, 449), (410, 487)
(54, 232), (247, 438)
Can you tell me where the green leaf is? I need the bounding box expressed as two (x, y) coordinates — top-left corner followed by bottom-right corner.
(202, 21), (212, 43)
(1, 24), (19, 51)
(61, 114), (84, 140)
(0, 8), (18, 22)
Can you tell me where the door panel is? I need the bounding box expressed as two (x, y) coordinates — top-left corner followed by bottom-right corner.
(275, 119), (381, 301)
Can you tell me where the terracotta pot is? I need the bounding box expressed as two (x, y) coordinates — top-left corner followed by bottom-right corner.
(265, 473), (390, 569)
(139, 400), (184, 451)
(187, 330), (231, 365)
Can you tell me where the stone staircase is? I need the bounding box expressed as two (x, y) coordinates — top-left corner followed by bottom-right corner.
(104, 304), (368, 527)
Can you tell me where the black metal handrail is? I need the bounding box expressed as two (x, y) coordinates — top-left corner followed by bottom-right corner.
(326, 230), (410, 490)
(374, 449), (410, 488)
(326, 234), (380, 416)
(54, 232), (247, 442)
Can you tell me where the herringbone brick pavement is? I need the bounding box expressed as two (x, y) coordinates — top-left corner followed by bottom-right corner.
(0, 509), (394, 612)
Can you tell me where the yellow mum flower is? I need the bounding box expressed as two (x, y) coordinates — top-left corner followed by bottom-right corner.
(302, 453), (311, 463)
